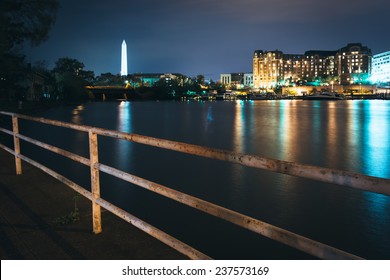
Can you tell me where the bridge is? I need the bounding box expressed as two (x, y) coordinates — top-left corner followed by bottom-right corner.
(1, 110), (390, 259)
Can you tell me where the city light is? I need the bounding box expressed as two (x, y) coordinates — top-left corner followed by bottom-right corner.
(251, 43), (389, 89)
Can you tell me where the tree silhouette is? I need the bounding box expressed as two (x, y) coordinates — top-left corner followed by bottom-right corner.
(53, 57), (94, 101)
(0, 0), (59, 99)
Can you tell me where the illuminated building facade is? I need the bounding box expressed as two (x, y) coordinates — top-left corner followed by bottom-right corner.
(337, 43), (371, 85)
(253, 50), (284, 88)
(129, 73), (186, 87)
(371, 51), (390, 84)
(282, 54), (304, 83)
(243, 73), (253, 87)
(253, 43), (372, 88)
(220, 73), (252, 88)
(302, 50), (337, 79)
(221, 74), (232, 85)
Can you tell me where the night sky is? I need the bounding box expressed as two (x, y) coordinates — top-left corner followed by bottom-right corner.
(24, 0), (390, 81)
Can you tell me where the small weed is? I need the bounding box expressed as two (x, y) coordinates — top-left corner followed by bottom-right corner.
(52, 194), (81, 226)
(52, 208), (80, 225)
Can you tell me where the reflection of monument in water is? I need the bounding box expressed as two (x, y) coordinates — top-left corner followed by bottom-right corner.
(121, 40), (128, 76)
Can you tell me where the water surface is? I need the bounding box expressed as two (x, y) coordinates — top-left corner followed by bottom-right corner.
(15, 100), (390, 259)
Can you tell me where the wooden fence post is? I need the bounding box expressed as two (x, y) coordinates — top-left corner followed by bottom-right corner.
(12, 115), (22, 175)
(89, 130), (102, 234)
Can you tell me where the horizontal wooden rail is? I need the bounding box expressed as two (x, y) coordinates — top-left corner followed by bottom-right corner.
(0, 143), (210, 259)
(2, 111), (389, 196)
(2, 110), (389, 259)
(18, 133), (90, 166)
(97, 163), (361, 259)
(94, 129), (390, 196)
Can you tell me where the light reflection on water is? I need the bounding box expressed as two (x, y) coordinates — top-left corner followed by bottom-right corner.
(326, 102), (338, 166)
(345, 100), (390, 178)
(364, 101), (390, 177)
(116, 101), (132, 168)
(28, 100), (390, 259)
(234, 100), (245, 153)
(71, 105), (85, 124)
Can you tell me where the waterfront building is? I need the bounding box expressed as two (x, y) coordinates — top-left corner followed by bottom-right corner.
(243, 73), (253, 87)
(252, 43), (372, 89)
(371, 51), (390, 84)
(337, 43), (372, 85)
(130, 73), (186, 87)
(25, 71), (53, 101)
(253, 50), (284, 88)
(303, 50), (337, 79)
(133, 73), (165, 86)
(220, 73), (232, 85)
(220, 73), (251, 89)
(281, 54), (304, 84)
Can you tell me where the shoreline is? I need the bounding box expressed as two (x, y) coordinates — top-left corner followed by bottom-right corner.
(0, 100), (81, 115)
(1, 95), (389, 117)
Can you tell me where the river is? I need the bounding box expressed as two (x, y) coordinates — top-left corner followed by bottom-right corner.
(12, 100), (390, 259)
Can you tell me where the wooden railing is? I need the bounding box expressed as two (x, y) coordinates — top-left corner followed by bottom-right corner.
(1, 111), (390, 259)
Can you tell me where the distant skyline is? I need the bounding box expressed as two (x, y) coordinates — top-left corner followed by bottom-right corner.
(24, 0), (390, 81)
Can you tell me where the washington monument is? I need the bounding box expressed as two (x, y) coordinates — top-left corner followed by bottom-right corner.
(121, 40), (128, 76)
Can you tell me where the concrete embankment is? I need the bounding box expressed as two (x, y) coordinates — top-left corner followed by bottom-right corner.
(0, 148), (186, 260)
